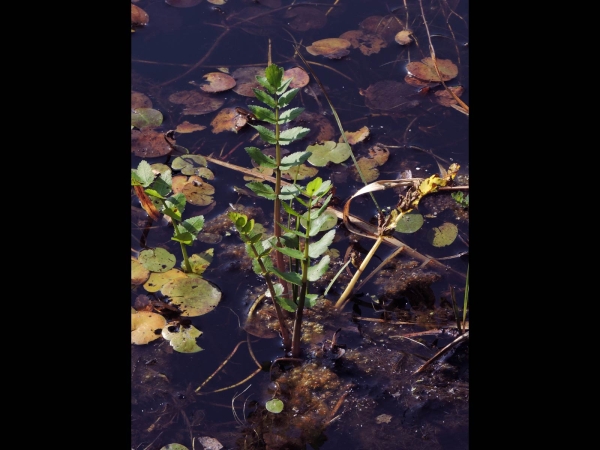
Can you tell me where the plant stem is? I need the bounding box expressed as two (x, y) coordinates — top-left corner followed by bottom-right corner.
(334, 235), (385, 310)
(291, 213), (312, 358)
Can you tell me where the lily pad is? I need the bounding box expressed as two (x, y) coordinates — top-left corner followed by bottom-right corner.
(144, 268), (188, 293)
(394, 210), (424, 233)
(395, 30), (413, 45)
(281, 164), (318, 181)
(132, 258), (150, 286)
(131, 5), (149, 26)
(306, 141), (351, 167)
(131, 108), (163, 129)
(427, 222), (458, 247)
(283, 67), (310, 89)
(139, 248), (177, 273)
(360, 80), (421, 112)
(306, 38), (351, 59)
(160, 445), (189, 450)
(339, 126), (369, 145)
(231, 67), (266, 97)
(180, 176), (215, 206)
(406, 57), (458, 82)
(194, 72), (236, 93)
(210, 107), (240, 134)
(162, 322), (203, 353)
(171, 154), (208, 175)
(352, 158), (379, 183)
(175, 121), (206, 133)
(131, 311), (167, 345)
(168, 90), (224, 115)
(161, 277), (222, 317)
(189, 248), (214, 275)
(339, 30), (387, 55)
(131, 91), (152, 109)
(131, 129), (173, 158)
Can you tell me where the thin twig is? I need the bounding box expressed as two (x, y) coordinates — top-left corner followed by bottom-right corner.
(413, 330), (469, 374)
(195, 340), (246, 393)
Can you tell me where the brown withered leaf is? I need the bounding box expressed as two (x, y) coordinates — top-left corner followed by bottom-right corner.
(339, 30), (387, 56)
(369, 144), (390, 165)
(168, 90), (225, 115)
(351, 144), (390, 182)
(283, 67), (310, 89)
(176, 121), (207, 133)
(306, 38), (351, 59)
(360, 80), (421, 112)
(131, 91), (152, 109)
(131, 5), (149, 26)
(210, 108), (239, 134)
(194, 72), (236, 93)
(232, 67), (266, 97)
(395, 30), (413, 45)
(359, 15), (404, 43)
(339, 126), (370, 145)
(172, 175), (215, 206)
(296, 111), (335, 142)
(283, 5), (327, 31)
(131, 129), (173, 158)
(165, 0), (203, 7)
(406, 57), (458, 82)
(404, 75), (439, 88)
(434, 86), (464, 107)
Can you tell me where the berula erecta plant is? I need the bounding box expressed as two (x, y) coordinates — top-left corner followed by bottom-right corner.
(228, 63), (335, 358)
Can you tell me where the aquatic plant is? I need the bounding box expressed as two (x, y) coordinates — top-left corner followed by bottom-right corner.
(228, 63), (335, 357)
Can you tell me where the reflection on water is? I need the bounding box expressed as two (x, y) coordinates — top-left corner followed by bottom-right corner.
(132, 1), (468, 449)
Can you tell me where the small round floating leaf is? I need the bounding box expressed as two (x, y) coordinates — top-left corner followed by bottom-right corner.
(162, 277), (222, 317)
(435, 86), (464, 107)
(283, 67), (310, 88)
(265, 398), (284, 413)
(132, 258), (150, 286)
(281, 164), (318, 181)
(162, 323), (203, 353)
(172, 154), (207, 174)
(210, 108), (239, 134)
(175, 121), (206, 133)
(307, 141), (352, 167)
(131, 108), (163, 129)
(131, 311), (167, 345)
(339, 126), (369, 145)
(131, 91), (152, 109)
(352, 158), (379, 182)
(144, 268), (188, 293)
(395, 30), (413, 45)
(160, 445), (189, 450)
(395, 210), (424, 233)
(181, 177), (215, 206)
(139, 248), (177, 273)
(339, 30), (387, 55)
(197, 437), (223, 450)
(306, 38), (351, 59)
(406, 58), (458, 82)
(427, 222), (458, 247)
(131, 129), (173, 158)
(232, 67), (266, 97)
(196, 72), (236, 93)
(131, 5), (149, 26)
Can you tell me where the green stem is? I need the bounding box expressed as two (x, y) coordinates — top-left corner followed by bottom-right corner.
(157, 198), (192, 273)
(291, 205), (312, 358)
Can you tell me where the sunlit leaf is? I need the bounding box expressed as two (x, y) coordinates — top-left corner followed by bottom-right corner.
(131, 129), (173, 158)
(395, 30), (413, 45)
(176, 120), (207, 133)
(394, 210), (424, 233)
(131, 108), (163, 129)
(131, 160), (154, 187)
(160, 445), (188, 450)
(339, 30), (387, 55)
(143, 268), (188, 292)
(306, 38), (351, 59)
(195, 72), (236, 93)
(280, 151), (311, 170)
(131, 311), (166, 345)
(306, 141), (351, 166)
(162, 277), (222, 317)
(210, 107), (239, 134)
(306, 255), (330, 281)
(305, 293), (318, 308)
(427, 222), (458, 247)
(265, 64), (284, 90)
(281, 164), (318, 181)
(132, 257), (150, 286)
(339, 126), (369, 145)
(265, 398), (284, 413)
(253, 89), (276, 108)
(273, 245), (306, 260)
(406, 57), (458, 82)
(308, 229), (336, 258)
(162, 323), (203, 353)
(277, 87), (300, 108)
(246, 182), (276, 200)
(279, 126), (310, 144)
(181, 177), (215, 206)
(246, 147), (277, 169)
(139, 248), (177, 273)
(181, 215), (205, 236)
(172, 154), (207, 175)
(163, 192), (187, 221)
(278, 107), (304, 124)
(189, 248), (214, 275)
(131, 4), (149, 26)
(302, 209), (337, 234)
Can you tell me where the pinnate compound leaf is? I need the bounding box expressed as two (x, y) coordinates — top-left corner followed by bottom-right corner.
(248, 105), (276, 123)
(253, 89), (276, 108)
(246, 147), (277, 168)
(309, 229), (335, 258)
(306, 210), (338, 235)
(280, 200), (300, 217)
(313, 180), (332, 198)
(279, 184), (303, 200)
(251, 124), (277, 144)
(163, 193), (186, 221)
(276, 78), (293, 95)
(255, 75), (275, 94)
(265, 64), (284, 90)
(305, 293), (318, 308)
(306, 255), (330, 281)
(246, 182), (276, 200)
(278, 88), (300, 107)
(280, 151), (311, 169)
(279, 127), (310, 144)
(181, 215), (205, 236)
(132, 160), (154, 187)
(276, 296), (297, 312)
(273, 245), (306, 260)
(270, 267), (303, 286)
(279, 107), (304, 124)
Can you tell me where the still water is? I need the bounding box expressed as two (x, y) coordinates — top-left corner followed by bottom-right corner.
(132, 1), (469, 449)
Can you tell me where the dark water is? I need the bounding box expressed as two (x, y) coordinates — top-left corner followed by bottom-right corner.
(132, 1), (468, 449)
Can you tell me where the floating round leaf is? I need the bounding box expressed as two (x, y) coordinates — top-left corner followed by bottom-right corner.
(165, 0), (203, 7)
(352, 157), (379, 183)
(131, 5), (149, 26)
(172, 154), (207, 175)
(283, 67), (310, 89)
(281, 164), (318, 181)
(361, 80), (421, 112)
(181, 176), (215, 206)
(195, 72), (236, 93)
(175, 121), (206, 133)
(131, 91), (152, 109)
(210, 107), (240, 134)
(143, 268), (188, 293)
(232, 67), (266, 97)
(339, 127), (369, 145)
(395, 30), (413, 45)
(162, 322), (203, 353)
(197, 437), (224, 450)
(306, 38), (351, 59)
(306, 141), (351, 167)
(131, 311), (167, 345)
(339, 30), (387, 56)
(369, 145), (389, 165)
(161, 277), (222, 317)
(435, 86), (464, 107)
(168, 90), (224, 115)
(132, 257), (150, 286)
(427, 222), (458, 247)
(395, 210), (424, 233)
(131, 108), (163, 129)
(160, 445), (189, 450)
(406, 57), (458, 82)
(132, 129), (173, 158)
(139, 248), (177, 273)
(265, 398), (284, 413)
(283, 5), (327, 31)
